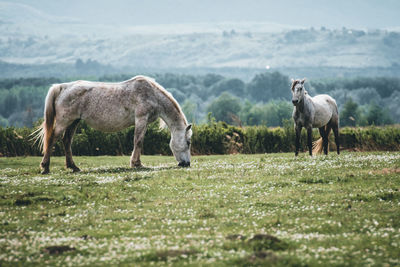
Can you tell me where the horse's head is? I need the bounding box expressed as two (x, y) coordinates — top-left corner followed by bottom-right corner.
(170, 124), (192, 167)
(291, 78), (306, 106)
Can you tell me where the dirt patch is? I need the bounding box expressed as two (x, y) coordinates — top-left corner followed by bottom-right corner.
(249, 250), (277, 261)
(249, 234), (281, 242)
(43, 245), (76, 255)
(248, 234), (289, 251)
(378, 191), (400, 201)
(373, 168), (400, 175)
(35, 197), (55, 202)
(198, 210), (215, 219)
(14, 199), (32, 206)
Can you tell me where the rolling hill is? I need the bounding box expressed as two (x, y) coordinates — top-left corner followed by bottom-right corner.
(0, 2), (399, 75)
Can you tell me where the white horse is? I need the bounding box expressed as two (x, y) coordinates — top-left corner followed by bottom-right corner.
(291, 78), (340, 156)
(33, 75), (192, 174)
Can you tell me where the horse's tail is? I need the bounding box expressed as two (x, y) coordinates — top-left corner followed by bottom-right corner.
(312, 137), (324, 155)
(31, 84), (63, 154)
(312, 125), (332, 155)
(159, 118), (168, 130)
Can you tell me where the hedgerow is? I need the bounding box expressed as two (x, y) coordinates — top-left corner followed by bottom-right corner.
(0, 121), (399, 157)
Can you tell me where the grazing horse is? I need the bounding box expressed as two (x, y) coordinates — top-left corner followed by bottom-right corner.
(291, 78), (340, 156)
(33, 75), (192, 174)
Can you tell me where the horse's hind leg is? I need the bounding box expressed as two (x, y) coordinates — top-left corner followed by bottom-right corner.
(323, 125), (332, 155)
(307, 127), (313, 156)
(130, 115), (149, 167)
(332, 123), (340, 155)
(40, 124), (66, 174)
(318, 126), (327, 155)
(40, 131), (56, 174)
(63, 119), (81, 172)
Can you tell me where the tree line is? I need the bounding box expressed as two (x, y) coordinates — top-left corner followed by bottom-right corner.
(0, 72), (399, 128)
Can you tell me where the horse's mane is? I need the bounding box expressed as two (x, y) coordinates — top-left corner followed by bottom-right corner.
(291, 79), (300, 90)
(129, 75), (188, 125)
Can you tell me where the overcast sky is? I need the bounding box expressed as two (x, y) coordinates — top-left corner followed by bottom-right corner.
(9, 0), (400, 29)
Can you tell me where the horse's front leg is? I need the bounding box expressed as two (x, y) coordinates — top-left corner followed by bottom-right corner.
(130, 116), (148, 168)
(295, 125), (302, 156)
(307, 127), (313, 156)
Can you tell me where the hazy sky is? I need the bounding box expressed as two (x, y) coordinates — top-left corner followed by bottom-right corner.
(10, 0), (400, 29)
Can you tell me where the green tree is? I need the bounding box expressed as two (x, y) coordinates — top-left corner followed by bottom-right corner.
(366, 102), (393, 125)
(0, 115), (8, 127)
(166, 88), (186, 103)
(209, 78), (245, 97)
(340, 98), (360, 126)
(202, 73), (224, 88)
(182, 99), (198, 123)
(240, 100), (292, 126)
(207, 92), (241, 125)
(242, 104), (267, 125)
(246, 71), (290, 102)
(1, 93), (18, 117)
(265, 101), (292, 126)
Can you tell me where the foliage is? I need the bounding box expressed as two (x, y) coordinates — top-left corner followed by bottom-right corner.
(240, 100), (292, 127)
(0, 73), (399, 128)
(208, 78), (245, 97)
(365, 102), (393, 126)
(340, 98), (361, 126)
(181, 99), (199, 123)
(246, 72), (290, 102)
(206, 92), (242, 125)
(1, 122), (399, 157)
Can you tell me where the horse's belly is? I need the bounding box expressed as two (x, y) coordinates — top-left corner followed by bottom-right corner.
(83, 109), (135, 132)
(313, 110), (332, 128)
(313, 117), (330, 128)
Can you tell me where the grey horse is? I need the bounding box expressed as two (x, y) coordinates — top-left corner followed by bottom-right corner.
(33, 75), (192, 174)
(291, 78), (340, 156)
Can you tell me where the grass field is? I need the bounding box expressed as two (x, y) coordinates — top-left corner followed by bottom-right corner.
(1, 152), (400, 266)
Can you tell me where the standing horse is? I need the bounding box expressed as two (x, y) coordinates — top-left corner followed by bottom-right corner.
(33, 75), (192, 174)
(291, 78), (340, 156)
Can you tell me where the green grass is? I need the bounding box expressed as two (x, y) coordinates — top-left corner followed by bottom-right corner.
(0, 152), (400, 266)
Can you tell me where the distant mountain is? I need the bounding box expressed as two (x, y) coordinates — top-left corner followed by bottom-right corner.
(0, 2), (80, 36)
(0, 1), (399, 72)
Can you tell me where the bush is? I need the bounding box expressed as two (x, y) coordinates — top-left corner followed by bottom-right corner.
(1, 122), (399, 157)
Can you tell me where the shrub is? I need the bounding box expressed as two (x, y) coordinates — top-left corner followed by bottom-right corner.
(1, 123), (399, 157)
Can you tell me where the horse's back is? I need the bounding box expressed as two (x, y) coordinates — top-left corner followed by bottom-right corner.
(54, 80), (138, 132)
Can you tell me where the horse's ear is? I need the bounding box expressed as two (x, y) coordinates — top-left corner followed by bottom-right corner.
(186, 124), (192, 131)
(301, 78), (306, 84)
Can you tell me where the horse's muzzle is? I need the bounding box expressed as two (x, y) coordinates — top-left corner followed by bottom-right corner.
(292, 99), (299, 105)
(178, 161), (190, 167)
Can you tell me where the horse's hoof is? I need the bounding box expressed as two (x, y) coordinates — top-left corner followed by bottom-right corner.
(72, 167), (81, 173)
(178, 161), (190, 167)
(41, 169), (50, 175)
(131, 162), (143, 168)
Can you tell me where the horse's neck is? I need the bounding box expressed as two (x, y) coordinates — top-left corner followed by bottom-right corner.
(296, 95), (312, 115)
(159, 103), (187, 132)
